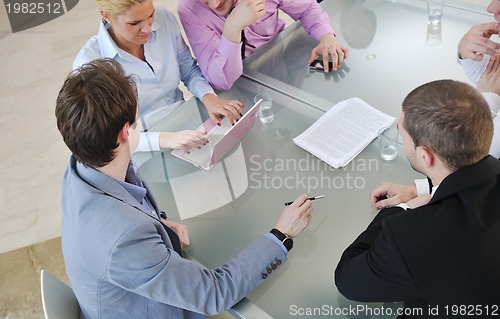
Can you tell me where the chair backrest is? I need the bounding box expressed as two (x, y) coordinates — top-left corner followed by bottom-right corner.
(40, 269), (80, 319)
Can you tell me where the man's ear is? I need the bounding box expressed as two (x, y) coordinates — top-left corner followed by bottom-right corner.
(417, 146), (435, 168)
(118, 123), (130, 143)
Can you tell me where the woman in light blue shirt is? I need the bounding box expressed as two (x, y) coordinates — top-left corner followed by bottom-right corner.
(74, 0), (243, 152)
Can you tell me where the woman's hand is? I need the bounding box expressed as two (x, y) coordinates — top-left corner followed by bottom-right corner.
(159, 130), (208, 153)
(202, 93), (244, 126)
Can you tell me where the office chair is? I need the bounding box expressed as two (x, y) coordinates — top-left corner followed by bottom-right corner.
(40, 269), (80, 319)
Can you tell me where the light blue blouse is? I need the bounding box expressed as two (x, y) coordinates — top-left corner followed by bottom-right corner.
(73, 6), (215, 151)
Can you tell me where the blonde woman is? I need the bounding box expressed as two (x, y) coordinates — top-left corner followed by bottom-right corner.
(74, 0), (243, 152)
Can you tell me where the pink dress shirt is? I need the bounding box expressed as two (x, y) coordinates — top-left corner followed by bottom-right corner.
(178, 0), (334, 90)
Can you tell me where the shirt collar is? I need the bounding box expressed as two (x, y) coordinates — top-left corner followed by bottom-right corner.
(98, 20), (121, 59)
(431, 185), (439, 197)
(112, 169), (148, 205)
(97, 18), (161, 60)
(115, 179), (147, 205)
(74, 159), (154, 214)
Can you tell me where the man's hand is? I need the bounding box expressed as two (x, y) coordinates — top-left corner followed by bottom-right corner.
(458, 22), (500, 60)
(308, 34), (349, 72)
(161, 219), (190, 249)
(274, 194), (314, 238)
(159, 130), (208, 153)
(202, 93), (243, 126)
(224, 0), (266, 43)
(477, 52), (500, 94)
(370, 182), (417, 210)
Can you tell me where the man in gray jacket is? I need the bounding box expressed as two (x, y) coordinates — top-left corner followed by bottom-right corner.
(55, 58), (313, 319)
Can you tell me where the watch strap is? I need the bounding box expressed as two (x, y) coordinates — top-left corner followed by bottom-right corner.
(270, 228), (293, 251)
(270, 228), (286, 241)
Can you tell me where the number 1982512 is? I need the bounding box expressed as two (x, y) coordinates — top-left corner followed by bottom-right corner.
(5, 2), (62, 14)
(444, 305), (498, 316)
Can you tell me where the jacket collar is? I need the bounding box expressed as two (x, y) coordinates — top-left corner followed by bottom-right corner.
(73, 157), (160, 216)
(430, 155), (500, 203)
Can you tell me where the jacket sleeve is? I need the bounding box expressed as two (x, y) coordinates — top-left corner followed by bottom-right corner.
(334, 207), (419, 302)
(107, 221), (287, 315)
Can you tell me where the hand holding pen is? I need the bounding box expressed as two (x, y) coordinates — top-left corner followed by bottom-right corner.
(274, 194), (314, 238)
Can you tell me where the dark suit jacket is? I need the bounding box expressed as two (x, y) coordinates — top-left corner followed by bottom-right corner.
(335, 156), (500, 318)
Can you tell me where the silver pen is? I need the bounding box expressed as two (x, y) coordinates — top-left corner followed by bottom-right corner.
(284, 195), (325, 206)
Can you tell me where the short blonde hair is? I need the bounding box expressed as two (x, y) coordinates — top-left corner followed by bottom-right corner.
(96, 0), (147, 18)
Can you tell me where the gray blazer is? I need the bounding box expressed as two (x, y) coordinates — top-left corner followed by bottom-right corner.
(61, 157), (287, 319)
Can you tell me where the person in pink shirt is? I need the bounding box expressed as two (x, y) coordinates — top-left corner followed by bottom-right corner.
(178, 0), (349, 90)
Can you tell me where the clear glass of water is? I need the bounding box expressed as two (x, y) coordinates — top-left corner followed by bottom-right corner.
(254, 93), (274, 124)
(378, 126), (399, 161)
(427, 0), (444, 25)
(426, 23), (442, 46)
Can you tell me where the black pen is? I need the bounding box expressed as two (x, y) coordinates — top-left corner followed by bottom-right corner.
(284, 195), (325, 206)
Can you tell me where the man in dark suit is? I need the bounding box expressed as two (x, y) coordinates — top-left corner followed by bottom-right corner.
(55, 58), (314, 319)
(335, 79), (500, 318)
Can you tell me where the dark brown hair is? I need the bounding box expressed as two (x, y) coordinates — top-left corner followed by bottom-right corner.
(402, 79), (493, 171)
(55, 59), (137, 167)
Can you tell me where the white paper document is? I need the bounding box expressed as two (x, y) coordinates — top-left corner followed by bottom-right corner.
(293, 98), (396, 168)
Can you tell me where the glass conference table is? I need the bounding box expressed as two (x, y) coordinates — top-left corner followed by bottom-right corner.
(133, 0), (491, 317)
(243, 0), (490, 117)
(135, 76), (423, 318)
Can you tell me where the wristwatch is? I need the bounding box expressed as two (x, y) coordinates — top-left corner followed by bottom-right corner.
(270, 228), (293, 252)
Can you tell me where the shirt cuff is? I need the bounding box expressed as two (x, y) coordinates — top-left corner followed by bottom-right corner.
(414, 178), (430, 196)
(309, 25), (335, 42)
(220, 35), (244, 59)
(136, 132), (161, 152)
(192, 82), (216, 101)
(458, 55), (489, 84)
(201, 92), (217, 102)
(396, 203), (411, 210)
(265, 233), (289, 255)
(482, 92), (500, 115)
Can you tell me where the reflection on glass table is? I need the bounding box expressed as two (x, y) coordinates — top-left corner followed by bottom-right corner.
(243, 0), (490, 117)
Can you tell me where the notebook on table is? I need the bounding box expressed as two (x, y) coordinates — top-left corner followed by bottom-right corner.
(171, 99), (262, 170)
